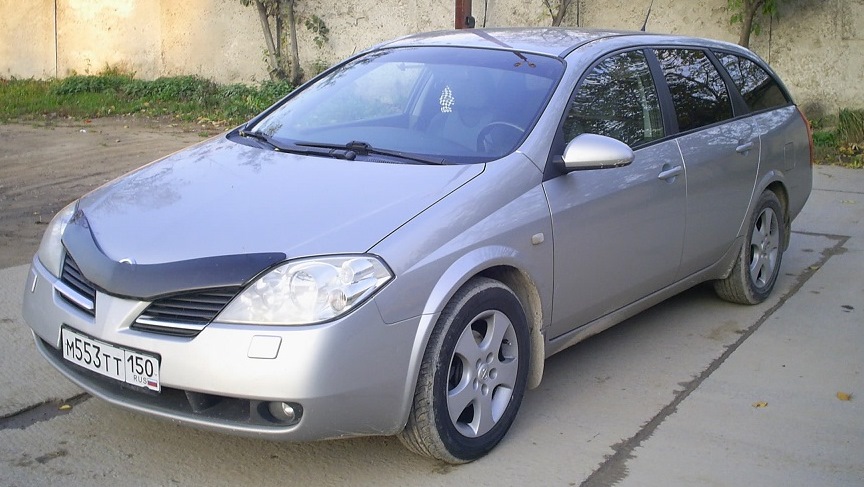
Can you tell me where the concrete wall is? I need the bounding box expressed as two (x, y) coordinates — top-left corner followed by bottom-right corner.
(159, 0), (265, 82)
(57, 0), (162, 78)
(566, 0), (863, 117)
(765, 0), (863, 116)
(1, 0), (56, 79)
(0, 0), (860, 116)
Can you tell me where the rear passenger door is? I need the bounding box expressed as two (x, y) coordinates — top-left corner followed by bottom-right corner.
(653, 48), (760, 279)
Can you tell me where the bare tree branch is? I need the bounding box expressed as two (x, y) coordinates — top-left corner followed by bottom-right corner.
(543, 0), (574, 26)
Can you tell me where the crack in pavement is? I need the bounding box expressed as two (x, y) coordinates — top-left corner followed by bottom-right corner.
(581, 231), (850, 487)
(0, 393), (90, 430)
(812, 188), (864, 196)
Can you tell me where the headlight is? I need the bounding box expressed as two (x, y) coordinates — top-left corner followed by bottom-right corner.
(217, 255), (392, 325)
(36, 201), (78, 277)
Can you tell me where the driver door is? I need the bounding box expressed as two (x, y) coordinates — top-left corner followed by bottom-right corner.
(543, 49), (686, 338)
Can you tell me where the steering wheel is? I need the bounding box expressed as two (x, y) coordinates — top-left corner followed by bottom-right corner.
(477, 122), (526, 154)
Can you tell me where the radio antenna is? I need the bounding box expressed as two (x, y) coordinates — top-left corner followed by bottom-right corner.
(640, 0), (654, 32)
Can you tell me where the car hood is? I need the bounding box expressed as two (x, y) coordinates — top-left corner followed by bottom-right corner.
(76, 136), (483, 266)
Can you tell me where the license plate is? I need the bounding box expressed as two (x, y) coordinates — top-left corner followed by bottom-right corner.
(61, 326), (161, 392)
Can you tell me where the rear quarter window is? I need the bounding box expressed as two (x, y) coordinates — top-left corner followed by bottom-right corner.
(715, 52), (790, 112)
(654, 48), (734, 133)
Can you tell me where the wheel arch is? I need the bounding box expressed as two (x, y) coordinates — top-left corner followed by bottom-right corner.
(477, 265), (546, 390)
(748, 169), (791, 250)
(764, 180), (791, 250)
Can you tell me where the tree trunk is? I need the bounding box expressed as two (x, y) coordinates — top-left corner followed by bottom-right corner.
(552, 0), (572, 26)
(737, 0), (765, 48)
(285, 0), (302, 85)
(254, 0), (283, 80)
(276, 4), (283, 65)
(544, 0), (572, 26)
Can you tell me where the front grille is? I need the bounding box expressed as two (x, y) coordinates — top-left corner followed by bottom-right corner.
(58, 254), (97, 316)
(133, 288), (240, 337)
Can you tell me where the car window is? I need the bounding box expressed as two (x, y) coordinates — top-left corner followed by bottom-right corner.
(715, 52), (789, 112)
(248, 47), (564, 164)
(300, 61), (425, 128)
(654, 49), (733, 132)
(564, 50), (664, 147)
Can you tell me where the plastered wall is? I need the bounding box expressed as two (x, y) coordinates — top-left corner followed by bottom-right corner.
(570, 0), (862, 116)
(1, 0), (860, 116)
(1, 0), (56, 79)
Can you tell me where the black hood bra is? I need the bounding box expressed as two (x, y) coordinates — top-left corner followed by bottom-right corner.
(62, 212), (285, 301)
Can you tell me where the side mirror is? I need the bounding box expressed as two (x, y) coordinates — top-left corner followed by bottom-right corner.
(556, 133), (635, 172)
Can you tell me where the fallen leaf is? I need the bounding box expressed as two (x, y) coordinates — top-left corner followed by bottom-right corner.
(58, 404), (72, 411)
(752, 401), (768, 408)
(840, 200), (857, 205)
(837, 391), (853, 401)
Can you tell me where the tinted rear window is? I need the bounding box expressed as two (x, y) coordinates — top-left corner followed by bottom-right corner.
(715, 52), (789, 112)
(655, 49), (733, 132)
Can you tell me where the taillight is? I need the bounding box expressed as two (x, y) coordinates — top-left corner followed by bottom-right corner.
(796, 106), (815, 166)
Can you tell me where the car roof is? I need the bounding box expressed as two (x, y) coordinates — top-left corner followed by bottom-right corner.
(375, 27), (747, 59)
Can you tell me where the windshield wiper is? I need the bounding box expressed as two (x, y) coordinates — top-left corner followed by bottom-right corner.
(238, 129), (282, 148)
(238, 129), (357, 160)
(295, 140), (446, 165)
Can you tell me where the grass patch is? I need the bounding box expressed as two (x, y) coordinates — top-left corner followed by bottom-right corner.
(812, 108), (864, 169)
(0, 71), (294, 127)
(838, 109), (864, 145)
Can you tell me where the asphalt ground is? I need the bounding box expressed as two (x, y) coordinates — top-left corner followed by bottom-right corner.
(0, 124), (861, 486)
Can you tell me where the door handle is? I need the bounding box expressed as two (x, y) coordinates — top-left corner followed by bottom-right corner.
(658, 165), (683, 180)
(736, 142), (754, 154)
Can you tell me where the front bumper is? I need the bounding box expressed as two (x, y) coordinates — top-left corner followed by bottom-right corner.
(23, 257), (424, 441)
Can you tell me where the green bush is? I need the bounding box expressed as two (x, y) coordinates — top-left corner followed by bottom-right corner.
(253, 80), (295, 106)
(122, 76), (218, 102)
(52, 74), (133, 95)
(812, 130), (836, 148)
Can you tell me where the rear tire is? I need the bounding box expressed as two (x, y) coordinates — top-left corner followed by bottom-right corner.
(714, 190), (785, 304)
(398, 277), (529, 463)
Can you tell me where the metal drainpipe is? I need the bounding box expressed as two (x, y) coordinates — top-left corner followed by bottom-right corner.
(455, 0), (474, 29)
(54, 0), (59, 77)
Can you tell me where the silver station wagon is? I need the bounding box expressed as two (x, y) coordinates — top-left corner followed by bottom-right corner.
(23, 28), (812, 463)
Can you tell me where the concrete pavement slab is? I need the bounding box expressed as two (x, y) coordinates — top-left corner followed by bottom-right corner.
(795, 166), (864, 245)
(618, 246), (863, 486)
(611, 165), (864, 486)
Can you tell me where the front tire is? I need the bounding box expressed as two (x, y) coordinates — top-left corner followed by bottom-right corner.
(398, 277), (529, 463)
(714, 190), (785, 304)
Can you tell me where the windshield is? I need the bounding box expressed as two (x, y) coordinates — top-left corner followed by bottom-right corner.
(248, 46), (563, 164)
